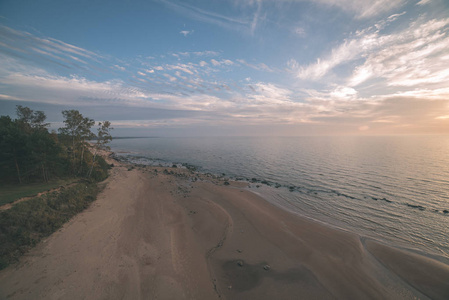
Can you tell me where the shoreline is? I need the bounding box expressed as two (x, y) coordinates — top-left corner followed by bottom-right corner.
(114, 151), (449, 261)
(1, 154), (448, 299)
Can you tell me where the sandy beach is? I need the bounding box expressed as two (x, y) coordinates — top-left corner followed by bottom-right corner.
(1, 157), (449, 299)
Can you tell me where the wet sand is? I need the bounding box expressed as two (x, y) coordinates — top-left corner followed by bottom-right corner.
(1, 161), (448, 299)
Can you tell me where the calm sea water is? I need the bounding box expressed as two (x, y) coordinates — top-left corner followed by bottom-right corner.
(110, 136), (449, 259)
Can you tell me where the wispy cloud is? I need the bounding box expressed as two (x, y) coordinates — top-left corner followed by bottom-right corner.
(416, 0), (432, 6)
(0, 25), (99, 60)
(0, 25), (103, 75)
(319, 0), (406, 19)
(180, 30), (194, 37)
(113, 64), (126, 71)
(250, 0), (262, 35)
(237, 59), (273, 72)
(279, 0), (407, 19)
(292, 14), (449, 92)
(241, 0), (405, 19)
(292, 27), (306, 37)
(247, 82), (293, 104)
(0, 70), (150, 106)
(176, 50), (220, 57)
(348, 17), (449, 88)
(295, 33), (379, 80)
(160, 0), (260, 34)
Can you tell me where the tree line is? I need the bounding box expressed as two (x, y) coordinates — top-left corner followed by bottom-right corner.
(0, 106), (113, 184)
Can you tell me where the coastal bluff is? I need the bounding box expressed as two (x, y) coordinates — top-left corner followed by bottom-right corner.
(1, 159), (448, 299)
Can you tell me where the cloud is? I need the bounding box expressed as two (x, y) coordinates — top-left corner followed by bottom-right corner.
(250, 0), (262, 35)
(293, 14), (449, 91)
(175, 50), (220, 57)
(195, 50), (220, 56)
(237, 59), (273, 72)
(210, 59), (235, 67)
(160, 0), (259, 34)
(222, 59), (234, 65)
(166, 63), (196, 74)
(358, 125), (370, 131)
(247, 82), (293, 105)
(416, 0), (432, 5)
(330, 86), (358, 100)
(211, 59), (221, 66)
(296, 32), (379, 80)
(0, 25), (101, 69)
(3, 9), (447, 135)
(163, 74), (178, 82)
(348, 17), (449, 87)
(0, 70), (150, 106)
(0, 93), (24, 101)
(292, 27), (306, 37)
(180, 30), (194, 37)
(271, 0), (405, 19)
(238, 0), (405, 19)
(377, 87), (449, 100)
(2, 61), (448, 135)
(302, 85), (359, 102)
(316, 0), (406, 19)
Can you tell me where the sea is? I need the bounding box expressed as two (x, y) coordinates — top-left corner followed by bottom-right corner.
(109, 136), (449, 260)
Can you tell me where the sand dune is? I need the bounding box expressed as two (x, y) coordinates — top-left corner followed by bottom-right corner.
(1, 162), (448, 299)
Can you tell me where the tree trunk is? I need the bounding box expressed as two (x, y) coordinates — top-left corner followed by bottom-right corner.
(88, 149), (97, 178)
(79, 144), (85, 174)
(42, 162), (48, 182)
(71, 136), (76, 174)
(14, 157), (22, 184)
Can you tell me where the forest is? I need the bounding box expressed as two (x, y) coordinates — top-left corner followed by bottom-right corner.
(0, 106), (113, 184)
(0, 106), (113, 269)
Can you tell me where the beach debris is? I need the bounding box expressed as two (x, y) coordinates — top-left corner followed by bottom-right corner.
(263, 264), (271, 271)
(407, 203), (426, 211)
(224, 181), (230, 186)
(228, 285), (232, 290)
(236, 249), (242, 253)
(237, 260), (244, 267)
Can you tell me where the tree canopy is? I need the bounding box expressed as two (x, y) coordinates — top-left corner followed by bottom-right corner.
(0, 106), (113, 184)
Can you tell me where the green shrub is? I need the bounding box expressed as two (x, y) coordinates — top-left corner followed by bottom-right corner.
(0, 182), (101, 269)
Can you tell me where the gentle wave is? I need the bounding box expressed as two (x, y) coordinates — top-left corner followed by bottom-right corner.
(110, 136), (449, 258)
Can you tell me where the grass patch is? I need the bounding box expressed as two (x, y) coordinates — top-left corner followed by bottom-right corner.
(0, 181), (102, 270)
(0, 179), (78, 206)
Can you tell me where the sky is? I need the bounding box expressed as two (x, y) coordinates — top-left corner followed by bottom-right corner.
(0, 0), (448, 136)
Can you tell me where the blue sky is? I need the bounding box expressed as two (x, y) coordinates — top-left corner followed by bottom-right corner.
(1, 0), (449, 136)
